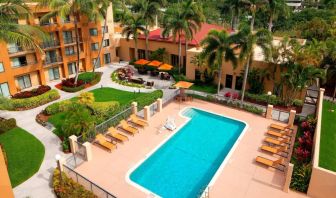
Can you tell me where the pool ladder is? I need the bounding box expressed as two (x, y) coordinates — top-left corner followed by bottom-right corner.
(199, 186), (210, 198)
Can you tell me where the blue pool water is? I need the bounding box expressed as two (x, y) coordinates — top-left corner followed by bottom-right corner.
(130, 108), (246, 198)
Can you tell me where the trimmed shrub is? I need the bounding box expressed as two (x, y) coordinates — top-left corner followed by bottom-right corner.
(53, 169), (97, 198)
(135, 90), (163, 109)
(78, 72), (102, 85)
(45, 100), (72, 115)
(10, 89), (60, 110)
(12, 85), (51, 99)
(89, 101), (120, 123)
(62, 84), (85, 93)
(0, 118), (16, 134)
(0, 96), (13, 110)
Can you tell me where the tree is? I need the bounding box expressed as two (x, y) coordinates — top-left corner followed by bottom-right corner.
(233, 25), (272, 103)
(39, 0), (97, 85)
(281, 63), (326, 106)
(78, 92), (95, 106)
(121, 14), (146, 60)
(0, 0), (46, 52)
(224, 0), (244, 30)
(132, 0), (166, 60)
(242, 0), (267, 31)
(200, 30), (237, 94)
(246, 68), (270, 94)
(162, 1), (203, 74)
(266, 0), (288, 31)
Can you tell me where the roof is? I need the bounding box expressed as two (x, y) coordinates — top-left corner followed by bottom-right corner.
(138, 23), (232, 46)
(174, 81), (194, 89)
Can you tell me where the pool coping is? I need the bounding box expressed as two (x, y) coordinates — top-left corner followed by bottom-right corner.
(125, 106), (249, 198)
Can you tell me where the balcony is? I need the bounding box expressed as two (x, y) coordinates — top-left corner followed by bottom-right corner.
(41, 40), (60, 49)
(63, 37), (83, 45)
(12, 60), (37, 68)
(8, 46), (35, 56)
(44, 56), (63, 66)
(40, 21), (56, 26)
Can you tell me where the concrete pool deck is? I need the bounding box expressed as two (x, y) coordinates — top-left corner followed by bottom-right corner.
(74, 99), (309, 198)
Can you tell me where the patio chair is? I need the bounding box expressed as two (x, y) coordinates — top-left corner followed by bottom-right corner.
(95, 134), (117, 152)
(255, 156), (285, 171)
(164, 116), (176, 131)
(119, 120), (139, 135)
(130, 114), (148, 127)
(261, 145), (289, 157)
(266, 130), (292, 138)
(107, 127), (129, 143)
(264, 137), (291, 146)
(270, 123), (293, 131)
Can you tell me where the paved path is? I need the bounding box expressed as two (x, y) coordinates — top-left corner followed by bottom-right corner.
(0, 63), (175, 198)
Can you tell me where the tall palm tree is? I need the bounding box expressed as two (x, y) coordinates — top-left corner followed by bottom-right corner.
(233, 25), (272, 103)
(38, 0), (97, 85)
(0, 0), (46, 52)
(200, 30), (237, 94)
(132, 0), (166, 60)
(224, 0), (243, 30)
(266, 0), (288, 31)
(121, 14), (146, 60)
(162, 1), (202, 74)
(242, 0), (267, 31)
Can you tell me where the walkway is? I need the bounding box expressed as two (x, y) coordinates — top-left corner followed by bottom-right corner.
(0, 62), (174, 198)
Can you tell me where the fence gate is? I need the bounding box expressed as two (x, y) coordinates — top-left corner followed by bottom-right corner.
(304, 87), (319, 105)
(66, 141), (86, 169)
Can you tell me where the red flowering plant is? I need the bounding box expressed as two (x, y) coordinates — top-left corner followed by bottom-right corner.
(232, 92), (239, 100)
(61, 78), (84, 87)
(12, 85), (51, 99)
(295, 131), (313, 164)
(224, 92), (231, 98)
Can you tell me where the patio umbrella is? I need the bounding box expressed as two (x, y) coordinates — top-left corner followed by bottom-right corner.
(158, 63), (173, 71)
(134, 59), (150, 65)
(174, 81), (194, 99)
(147, 60), (162, 67)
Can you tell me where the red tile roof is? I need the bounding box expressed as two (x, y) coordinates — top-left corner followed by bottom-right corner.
(138, 23), (232, 46)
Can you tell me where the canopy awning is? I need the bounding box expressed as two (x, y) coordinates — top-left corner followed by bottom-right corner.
(174, 81), (194, 89)
(134, 59), (150, 65)
(158, 63), (173, 71)
(147, 60), (162, 67)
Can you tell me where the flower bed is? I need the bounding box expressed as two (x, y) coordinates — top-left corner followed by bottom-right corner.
(12, 85), (51, 99)
(111, 70), (145, 88)
(56, 72), (102, 93)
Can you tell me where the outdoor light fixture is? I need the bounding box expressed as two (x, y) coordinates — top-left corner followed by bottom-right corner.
(55, 154), (62, 183)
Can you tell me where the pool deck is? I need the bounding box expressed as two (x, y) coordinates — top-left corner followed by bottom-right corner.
(75, 100), (309, 198)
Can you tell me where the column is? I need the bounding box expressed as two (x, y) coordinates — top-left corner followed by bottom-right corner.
(131, 102), (138, 114)
(144, 106), (150, 121)
(68, 135), (78, 154)
(288, 110), (296, 127)
(83, 142), (93, 161)
(266, 105), (273, 119)
(283, 163), (294, 192)
(157, 98), (162, 112)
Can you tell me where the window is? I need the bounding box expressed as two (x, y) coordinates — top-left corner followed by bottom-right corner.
(65, 46), (75, 56)
(63, 31), (73, 44)
(48, 67), (60, 81)
(235, 76), (243, 90)
(68, 62), (76, 75)
(89, 28), (98, 36)
(104, 53), (111, 64)
(225, 74), (233, 89)
(171, 54), (179, 67)
(46, 50), (58, 63)
(91, 43), (99, 51)
(17, 74), (31, 89)
(92, 58), (100, 68)
(103, 39), (110, 47)
(102, 26), (108, 33)
(11, 56), (27, 68)
(138, 49), (146, 59)
(0, 82), (10, 97)
(0, 62), (4, 72)
(63, 15), (71, 23)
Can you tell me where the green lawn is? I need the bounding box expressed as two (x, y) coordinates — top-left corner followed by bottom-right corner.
(0, 127), (45, 187)
(190, 84), (217, 94)
(319, 100), (336, 172)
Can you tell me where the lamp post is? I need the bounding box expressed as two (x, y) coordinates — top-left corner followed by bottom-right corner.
(267, 91), (272, 104)
(133, 88), (136, 99)
(55, 154), (62, 184)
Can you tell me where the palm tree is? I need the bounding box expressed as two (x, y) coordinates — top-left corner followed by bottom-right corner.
(132, 0), (164, 60)
(38, 0), (97, 85)
(121, 14), (146, 60)
(242, 0), (267, 31)
(233, 25), (272, 103)
(200, 30), (237, 94)
(266, 0), (288, 31)
(162, 1), (203, 74)
(224, 0), (243, 30)
(0, 0), (46, 52)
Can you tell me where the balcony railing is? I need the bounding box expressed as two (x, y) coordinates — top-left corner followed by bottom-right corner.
(41, 40), (60, 49)
(12, 60), (37, 68)
(63, 37), (82, 44)
(44, 56), (62, 65)
(40, 21), (56, 26)
(8, 46), (34, 54)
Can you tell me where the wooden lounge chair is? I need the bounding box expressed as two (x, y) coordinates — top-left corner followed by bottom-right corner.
(120, 120), (139, 135)
(107, 127), (129, 143)
(267, 130), (292, 138)
(270, 123), (293, 131)
(256, 156), (285, 171)
(95, 134), (117, 152)
(264, 137), (290, 146)
(130, 114), (148, 127)
(261, 145), (289, 156)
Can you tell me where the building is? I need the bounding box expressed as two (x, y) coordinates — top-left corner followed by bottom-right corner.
(0, 3), (118, 96)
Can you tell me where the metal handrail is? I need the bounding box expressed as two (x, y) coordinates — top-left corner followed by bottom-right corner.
(41, 40), (60, 49)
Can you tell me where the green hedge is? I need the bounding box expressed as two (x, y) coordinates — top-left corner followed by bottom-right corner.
(0, 118), (16, 134)
(89, 101), (120, 124)
(78, 72), (102, 85)
(45, 100), (73, 115)
(245, 92), (304, 107)
(53, 169), (96, 198)
(62, 84), (85, 93)
(10, 89), (60, 110)
(135, 90), (163, 109)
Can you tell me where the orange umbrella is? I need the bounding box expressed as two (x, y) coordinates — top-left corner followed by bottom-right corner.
(174, 81), (194, 89)
(158, 63), (173, 71)
(147, 60), (162, 67)
(134, 59), (150, 65)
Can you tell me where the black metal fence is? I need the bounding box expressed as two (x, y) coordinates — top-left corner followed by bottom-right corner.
(63, 164), (117, 198)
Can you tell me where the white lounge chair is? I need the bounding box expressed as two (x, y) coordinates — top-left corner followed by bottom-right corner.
(164, 116), (176, 131)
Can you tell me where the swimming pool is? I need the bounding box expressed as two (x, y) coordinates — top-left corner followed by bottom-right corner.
(129, 107), (247, 198)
